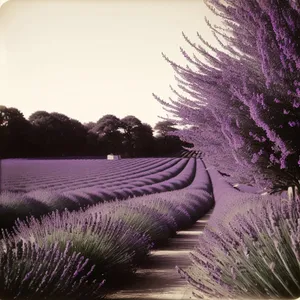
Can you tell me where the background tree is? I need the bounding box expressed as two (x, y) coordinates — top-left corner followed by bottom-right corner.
(85, 131), (102, 156)
(28, 111), (88, 157)
(154, 120), (178, 137)
(29, 111), (68, 156)
(28, 111), (50, 124)
(90, 115), (121, 135)
(48, 112), (74, 156)
(1, 107), (191, 158)
(90, 114), (123, 155)
(153, 120), (190, 157)
(48, 113), (88, 156)
(129, 123), (155, 157)
(83, 122), (96, 131)
(28, 111), (57, 156)
(66, 118), (88, 156)
(154, 0), (300, 191)
(0, 106), (33, 158)
(120, 116), (143, 157)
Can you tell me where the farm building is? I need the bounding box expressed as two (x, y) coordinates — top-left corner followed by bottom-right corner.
(107, 154), (121, 160)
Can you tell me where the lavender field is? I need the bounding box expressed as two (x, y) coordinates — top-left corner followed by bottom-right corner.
(1, 157), (195, 194)
(0, 157), (200, 227)
(0, 157), (214, 299)
(1, 0), (300, 298)
(1, 156), (300, 300)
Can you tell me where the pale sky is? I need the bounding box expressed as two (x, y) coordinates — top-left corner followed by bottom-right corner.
(0, 0), (221, 127)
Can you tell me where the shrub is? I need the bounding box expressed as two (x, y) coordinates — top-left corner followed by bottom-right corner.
(177, 193), (300, 299)
(9, 209), (151, 284)
(24, 189), (78, 211)
(0, 239), (104, 300)
(0, 191), (50, 229)
(154, 0), (300, 191)
(89, 201), (172, 245)
(128, 196), (179, 234)
(166, 190), (212, 223)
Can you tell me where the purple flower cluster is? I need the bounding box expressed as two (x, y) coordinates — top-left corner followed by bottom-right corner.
(1, 158), (186, 193)
(177, 168), (300, 299)
(0, 157), (197, 229)
(8, 209), (152, 283)
(0, 158), (214, 297)
(0, 239), (104, 299)
(154, 0), (300, 191)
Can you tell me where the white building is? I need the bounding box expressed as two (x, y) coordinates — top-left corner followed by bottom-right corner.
(107, 154), (121, 160)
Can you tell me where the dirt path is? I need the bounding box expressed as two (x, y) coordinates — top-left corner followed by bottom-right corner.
(106, 211), (212, 300)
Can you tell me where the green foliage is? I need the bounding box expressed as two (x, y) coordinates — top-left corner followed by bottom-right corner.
(98, 202), (172, 244)
(0, 239), (104, 300)
(178, 192), (300, 299)
(12, 210), (151, 283)
(154, 120), (178, 137)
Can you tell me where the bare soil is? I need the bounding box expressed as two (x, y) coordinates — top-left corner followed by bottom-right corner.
(106, 212), (212, 300)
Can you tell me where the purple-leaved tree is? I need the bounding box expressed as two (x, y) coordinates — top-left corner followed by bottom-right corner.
(153, 0), (300, 192)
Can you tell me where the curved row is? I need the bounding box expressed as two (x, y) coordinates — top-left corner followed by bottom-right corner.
(53, 158), (182, 191)
(75, 158), (189, 191)
(176, 167), (300, 300)
(0, 240), (105, 300)
(202, 168), (263, 231)
(73, 158), (195, 197)
(0, 158), (195, 230)
(0, 158), (214, 299)
(1, 158), (178, 193)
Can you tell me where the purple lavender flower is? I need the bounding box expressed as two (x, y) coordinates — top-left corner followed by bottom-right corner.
(153, 0), (300, 191)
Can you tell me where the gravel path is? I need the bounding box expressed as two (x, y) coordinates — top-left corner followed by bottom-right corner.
(106, 211), (212, 300)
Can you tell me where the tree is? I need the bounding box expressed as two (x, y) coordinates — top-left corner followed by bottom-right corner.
(28, 111), (63, 156)
(28, 111), (50, 124)
(91, 115), (122, 135)
(152, 120), (187, 156)
(90, 114), (123, 154)
(83, 122), (96, 131)
(66, 118), (88, 156)
(28, 111), (88, 157)
(0, 106), (33, 158)
(130, 123), (155, 157)
(154, 0), (300, 191)
(85, 131), (102, 156)
(154, 120), (178, 137)
(120, 116), (143, 157)
(28, 111), (56, 156)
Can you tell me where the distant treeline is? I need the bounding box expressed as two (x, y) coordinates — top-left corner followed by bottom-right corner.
(0, 106), (192, 158)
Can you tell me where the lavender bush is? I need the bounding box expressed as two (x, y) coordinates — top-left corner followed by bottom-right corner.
(177, 191), (300, 299)
(154, 0), (300, 191)
(0, 157), (198, 228)
(0, 191), (50, 230)
(172, 190), (212, 222)
(9, 209), (152, 283)
(86, 201), (172, 245)
(175, 168), (300, 299)
(127, 196), (185, 233)
(0, 156), (214, 296)
(205, 168), (267, 231)
(0, 239), (104, 299)
(24, 189), (79, 211)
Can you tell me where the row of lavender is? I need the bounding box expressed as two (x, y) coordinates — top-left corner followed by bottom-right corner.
(177, 149), (202, 158)
(178, 169), (300, 299)
(0, 159), (214, 299)
(0, 158), (196, 229)
(1, 157), (183, 192)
